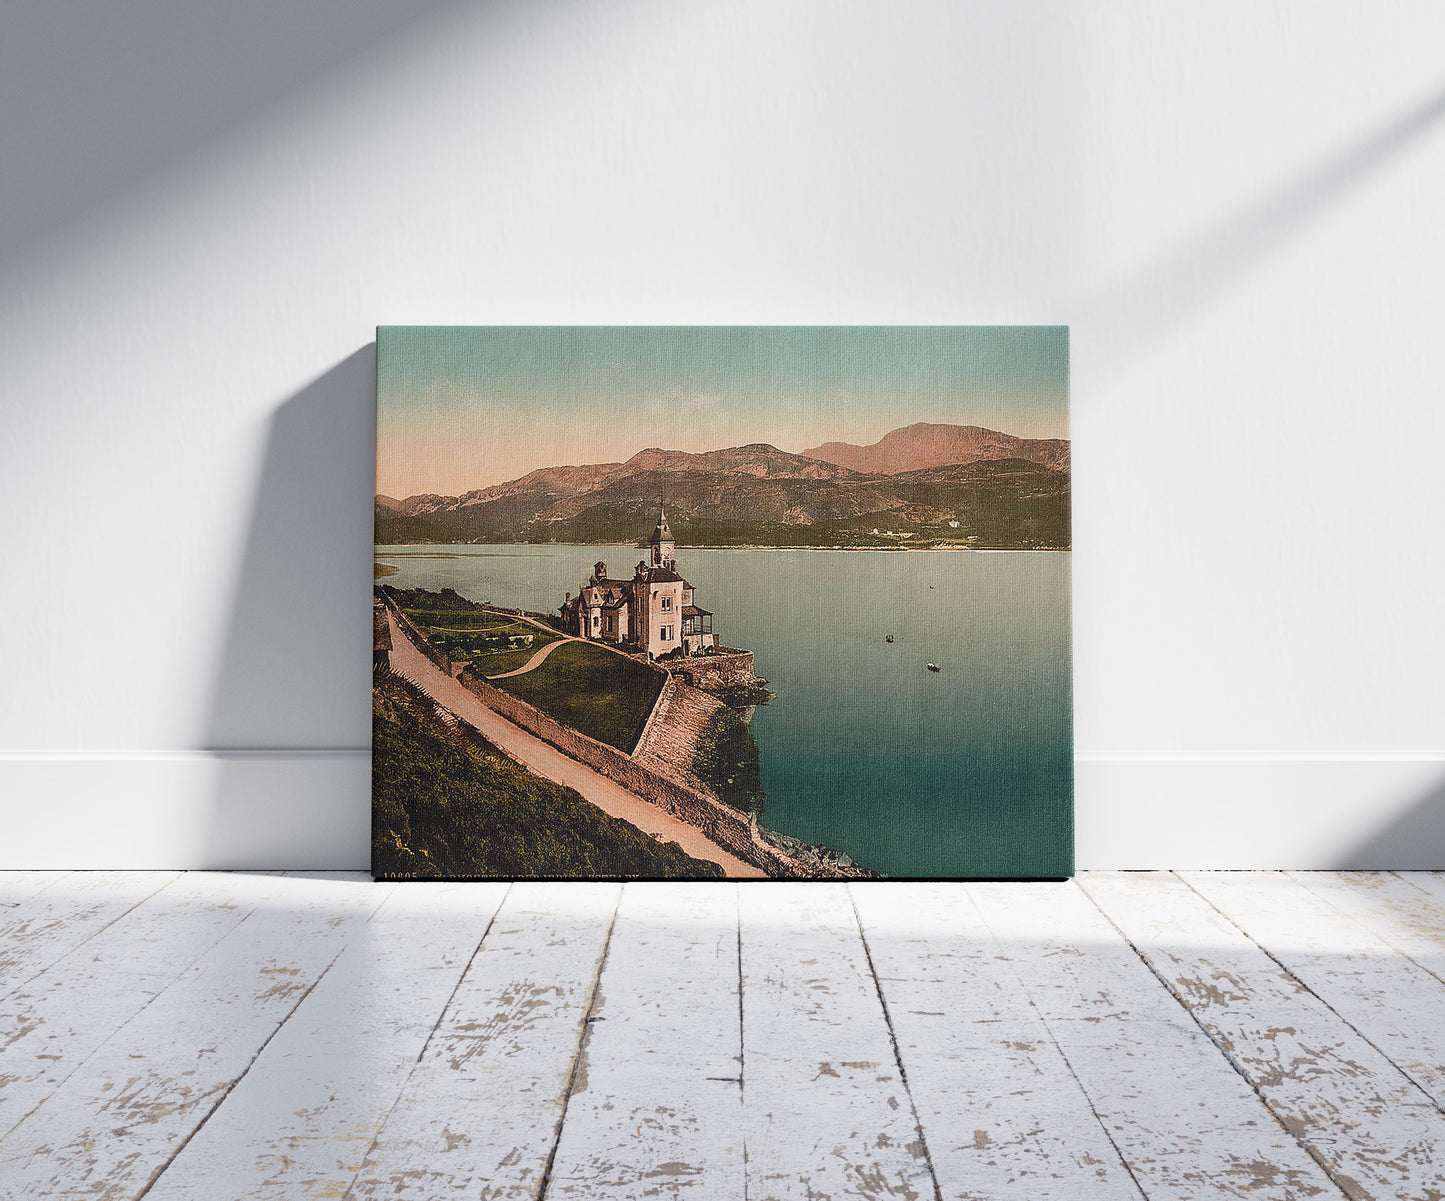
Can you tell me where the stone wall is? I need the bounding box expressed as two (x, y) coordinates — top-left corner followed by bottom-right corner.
(378, 591), (452, 675)
(666, 649), (757, 689)
(457, 671), (810, 877)
(633, 675), (728, 776)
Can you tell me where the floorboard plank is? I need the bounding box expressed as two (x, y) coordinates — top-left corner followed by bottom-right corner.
(4, 871), (1442, 1201)
(543, 882), (744, 1199)
(141, 881), (510, 1201)
(345, 882), (621, 1200)
(739, 882), (937, 1201)
(0, 871), (69, 909)
(1084, 871), (1445, 1200)
(1289, 872), (1445, 984)
(851, 882), (1142, 1200)
(1394, 872), (1445, 909)
(0, 871), (292, 1140)
(0, 871), (182, 1001)
(973, 880), (1340, 1200)
(0, 873), (390, 1199)
(1183, 871), (1445, 1113)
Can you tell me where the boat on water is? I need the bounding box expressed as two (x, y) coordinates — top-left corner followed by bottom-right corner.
(926, 662), (941, 673)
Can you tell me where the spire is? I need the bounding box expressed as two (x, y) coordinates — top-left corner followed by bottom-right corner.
(648, 501), (676, 568)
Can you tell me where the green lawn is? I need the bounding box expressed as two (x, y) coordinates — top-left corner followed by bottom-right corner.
(463, 644), (549, 676)
(403, 608), (559, 666)
(487, 642), (665, 752)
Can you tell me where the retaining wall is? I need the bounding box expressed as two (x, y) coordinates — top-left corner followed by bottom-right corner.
(458, 671), (808, 877)
(634, 676), (729, 775)
(667, 648), (757, 688)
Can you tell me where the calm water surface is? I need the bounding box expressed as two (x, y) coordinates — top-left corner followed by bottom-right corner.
(376, 544), (1072, 878)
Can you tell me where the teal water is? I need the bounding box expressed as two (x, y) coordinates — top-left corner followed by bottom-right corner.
(376, 544), (1072, 878)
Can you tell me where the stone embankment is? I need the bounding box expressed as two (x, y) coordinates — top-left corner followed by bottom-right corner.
(664, 648), (758, 689)
(633, 676), (727, 776)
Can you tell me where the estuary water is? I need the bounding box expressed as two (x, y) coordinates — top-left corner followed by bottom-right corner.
(376, 543), (1072, 878)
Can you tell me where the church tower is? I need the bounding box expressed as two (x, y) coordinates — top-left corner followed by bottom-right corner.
(649, 505), (676, 569)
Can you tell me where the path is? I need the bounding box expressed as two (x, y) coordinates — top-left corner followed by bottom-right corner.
(485, 633), (577, 679)
(387, 612), (763, 878)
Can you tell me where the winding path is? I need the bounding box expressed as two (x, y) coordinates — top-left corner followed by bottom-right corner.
(387, 612), (763, 878)
(485, 634), (577, 680)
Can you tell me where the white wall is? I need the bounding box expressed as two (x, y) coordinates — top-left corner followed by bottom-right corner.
(3, 0), (1442, 869)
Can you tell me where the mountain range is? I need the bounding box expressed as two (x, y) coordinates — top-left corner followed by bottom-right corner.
(803, 422), (1069, 475)
(376, 423), (1070, 549)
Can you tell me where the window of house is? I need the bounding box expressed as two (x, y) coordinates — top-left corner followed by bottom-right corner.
(661, 596), (672, 610)
(661, 625), (672, 640)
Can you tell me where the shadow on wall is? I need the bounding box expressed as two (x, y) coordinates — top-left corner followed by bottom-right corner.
(202, 346), (377, 869)
(1335, 772), (1445, 871)
(0, 0), (474, 278)
(1076, 82), (1445, 379)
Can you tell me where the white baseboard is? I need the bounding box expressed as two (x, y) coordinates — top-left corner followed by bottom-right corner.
(1076, 753), (1445, 870)
(0, 751), (370, 870)
(1, 752), (1442, 871)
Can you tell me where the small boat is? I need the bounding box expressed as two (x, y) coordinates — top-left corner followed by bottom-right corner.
(885, 635), (894, 643)
(926, 662), (941, 673)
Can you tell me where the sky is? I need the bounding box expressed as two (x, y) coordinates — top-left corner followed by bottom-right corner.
(376, 326), (1069, 497)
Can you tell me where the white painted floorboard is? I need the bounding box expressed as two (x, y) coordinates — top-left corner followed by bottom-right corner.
(346, 881), (621, 1199)
(1082, 873), (1445, 1198)
(739, 883), (937, 1200)
(973, 880), (1339, 1200)
(852, 883), (1143, 1200)
(1, 872), (1445, 1200)
(144, 880), (510, 1201)
(0, 871), (287, 1141)
(544, 882), (744, 1199)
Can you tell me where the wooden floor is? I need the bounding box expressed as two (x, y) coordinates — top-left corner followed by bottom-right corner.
(2, 873), (1445, 1199)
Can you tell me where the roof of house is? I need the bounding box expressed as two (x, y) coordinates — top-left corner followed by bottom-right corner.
(584, 580), (634, 600)
(682, 605), (711, 617)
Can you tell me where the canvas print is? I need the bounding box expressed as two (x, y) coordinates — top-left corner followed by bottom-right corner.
(373, 327), (1071, 880)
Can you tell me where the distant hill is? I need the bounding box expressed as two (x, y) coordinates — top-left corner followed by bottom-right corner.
(802, 422), (1070, 474)
(376, 426), (1070, 549)
(620, 443), (859, 480)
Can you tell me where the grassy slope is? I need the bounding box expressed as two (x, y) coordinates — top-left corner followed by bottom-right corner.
(372, 676), (723, 880)
(375, 461), (1070, 550)
(485, 642), (664, 753)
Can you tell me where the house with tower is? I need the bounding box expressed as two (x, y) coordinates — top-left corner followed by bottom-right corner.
(559, 508), (719, 660)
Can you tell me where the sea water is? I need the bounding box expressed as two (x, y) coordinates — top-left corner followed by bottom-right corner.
(376, 543), (1072, 878)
